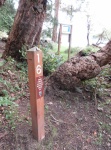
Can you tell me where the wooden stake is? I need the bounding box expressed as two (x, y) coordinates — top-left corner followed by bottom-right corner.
(27, 47), (45, 141)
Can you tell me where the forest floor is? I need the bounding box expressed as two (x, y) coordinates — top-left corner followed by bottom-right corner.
(0, 41), (111, 150)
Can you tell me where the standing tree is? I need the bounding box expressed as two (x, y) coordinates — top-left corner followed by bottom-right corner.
(52, 0), (59, 42)
(84, 1), (93, 46)
(41, 0), (53, 39)
(86, 14), (91, 46)
(2, 0), (47, 60)
(93, 29), (111, 46)
(61, 0), (85, 20)
(0, 0), (6, 7)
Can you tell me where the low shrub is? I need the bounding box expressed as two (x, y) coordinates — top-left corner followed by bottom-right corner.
(82, 46), (99, 56)
(19, 42), (63, 76)
(42, 47), (63, 76)
(65, 47), (81, 54)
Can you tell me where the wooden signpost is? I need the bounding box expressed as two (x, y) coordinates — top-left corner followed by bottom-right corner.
(58, 24), (73, 60)
(27, 47), (45, 141)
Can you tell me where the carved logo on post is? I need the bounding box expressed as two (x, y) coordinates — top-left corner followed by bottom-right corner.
(36, 76), (44, 99)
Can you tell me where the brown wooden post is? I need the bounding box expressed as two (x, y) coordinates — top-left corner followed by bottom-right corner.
(68, 25), (73, 60)
(58, 24), (62, 55)
(27, 47), (45, 141)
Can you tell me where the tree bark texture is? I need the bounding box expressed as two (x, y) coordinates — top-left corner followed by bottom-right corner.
(49, 40), (111, 91)
(52, 0), (59, 42)
(3, 0), (47, 60)
(0, 0), (5, 7)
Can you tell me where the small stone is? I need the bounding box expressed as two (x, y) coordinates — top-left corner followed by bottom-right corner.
(97, 107), (103, 112)
(109, 123), (111, 126)
(72, 111), (77, 115)
(107, 143), (110, 147)
(103, 130), (106, 134)
(47, 102), (53, 105)
(108, 135), (111, 139)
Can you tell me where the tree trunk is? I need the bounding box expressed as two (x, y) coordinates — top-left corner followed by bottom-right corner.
(87, 30), (90, 46)
(2, 0), (47, 60)
(86, 15), (90, 46)
(48, 40), (111, 91)
(52, 0), (59, 42)
(0, 0), (5, 6)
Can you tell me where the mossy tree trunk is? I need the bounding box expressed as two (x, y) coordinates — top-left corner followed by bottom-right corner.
(3, 0), (47, 60)
(48, 40), (111, 91)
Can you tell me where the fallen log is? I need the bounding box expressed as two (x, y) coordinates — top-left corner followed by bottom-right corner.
(48, 40), (111, 91)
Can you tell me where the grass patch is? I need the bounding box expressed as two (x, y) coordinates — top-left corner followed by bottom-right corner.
(52, 44), (99, 62)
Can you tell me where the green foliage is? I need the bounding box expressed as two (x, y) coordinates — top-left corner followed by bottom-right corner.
(84, 46), (98, 52)
(0, 78), (16, 107)
(18, 41), (62, 75)
(64, 46), (99, 57)
(65, 45), (99, 57)
(0, 57), (28, 129)
(0, 76), (18, 129)
(16, 61), (27, 73)
(65, 47), (81, 54)
(40, 40), (54, 49)
(84, 77), (104, 97)
(4, 105), (18, 129)
(0, 96), (16, 106)
(19, 45), (27, 60)
(0, 0), (16, 32)
(82, 46), (99, 55)
(42, 27), (52, 38)
(83, 66), (111, 101)
(42, 44), (63, 75)
(41, 0), (54, 39)
(0, 58), (27, 107)
(45, 0), (53, 23)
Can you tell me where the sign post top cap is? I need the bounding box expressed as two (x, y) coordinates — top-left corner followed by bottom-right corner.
(59, 23), (73, 26)
(28, 46), (41, 52)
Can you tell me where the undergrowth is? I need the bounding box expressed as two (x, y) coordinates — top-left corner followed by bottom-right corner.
(42, 45), (63, 76)
(19, 42), (63, 76)
(0, 58), (28, 129)
(83, 66), (111, 103)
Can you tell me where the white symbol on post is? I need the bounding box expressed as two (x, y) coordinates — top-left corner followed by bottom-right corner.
(36, 65), (42, 74)
(37, 78), (43, 97)
(37, 78), (43, 90)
